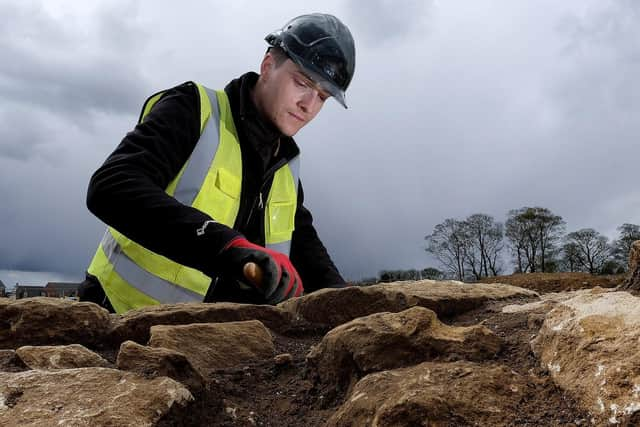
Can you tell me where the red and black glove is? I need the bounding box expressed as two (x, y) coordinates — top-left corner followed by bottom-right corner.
(219, 237), (304, 304)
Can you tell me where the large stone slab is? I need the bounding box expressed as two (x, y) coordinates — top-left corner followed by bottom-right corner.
(501, 289), (599, 314)
(110, 302), (292, 345)
(0, 368), (193, 426)
(281, 280), (538, 328)
(116, 340), (205, 392)
(16, 344), (109, 370)
(0, 298), (111, 349)
(531, 290), (640, 425)
(327, 361), (528, 427)
(148, 320), (275, 377)
(307, 306), (501, 392)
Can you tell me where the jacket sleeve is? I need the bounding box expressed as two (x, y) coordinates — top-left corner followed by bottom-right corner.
(86, 82), (241, 277)
(289, 182), (346, 292)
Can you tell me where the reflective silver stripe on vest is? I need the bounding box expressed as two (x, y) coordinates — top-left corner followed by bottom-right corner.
(173, 88), (221, 205)
(265, 155), (300, 255)
(101, 231), (203, 303)
(266, 241), (293, 254)
(288, 155), (301, 187)
(101, 229), (119, 259)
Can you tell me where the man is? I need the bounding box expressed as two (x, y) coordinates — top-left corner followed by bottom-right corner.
(79, 13), (356, 313)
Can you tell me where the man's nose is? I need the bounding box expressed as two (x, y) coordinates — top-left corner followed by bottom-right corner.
(299, 88), (320, 112)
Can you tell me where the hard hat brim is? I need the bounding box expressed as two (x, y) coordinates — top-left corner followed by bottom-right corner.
(286, 50), (348, 109)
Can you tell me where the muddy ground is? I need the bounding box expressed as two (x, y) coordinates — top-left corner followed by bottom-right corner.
(153, 273), (629, 426)
(480, 272), (623, 293)
(0, 273), (627, 425)
(156, 282), (611, 426)
(0, 273), (616, 426)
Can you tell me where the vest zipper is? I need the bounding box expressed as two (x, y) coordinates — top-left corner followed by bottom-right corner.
(243, 158), (288, 231)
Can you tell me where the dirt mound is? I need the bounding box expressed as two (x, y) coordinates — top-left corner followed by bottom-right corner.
(2, 279), (638, 426)
(481, 272), (624, 293)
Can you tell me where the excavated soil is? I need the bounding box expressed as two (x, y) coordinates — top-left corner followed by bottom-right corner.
(481, 272), (624, 293)
(446, 299), (590, 426)
(155, 295), (592, 426)
(3, 274), (611, 426)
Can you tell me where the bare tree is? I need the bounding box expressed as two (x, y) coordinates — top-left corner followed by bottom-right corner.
(425, 219), (467, 281)
(464, 214), (504, 278)
(461, 229), (483, 280)
(505, 207), (565, 273)
(561, 241), (582, 272)
(427, 215), (504, 281)
(505, 212), (531, 273)
(484, 221), (504, 276)
(565, 228), (611, 274)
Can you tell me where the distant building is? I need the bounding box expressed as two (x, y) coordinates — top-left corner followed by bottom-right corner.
(0, 280), (6, 297)
(15, 285), (47, 299)
(44, 282), (80, 298)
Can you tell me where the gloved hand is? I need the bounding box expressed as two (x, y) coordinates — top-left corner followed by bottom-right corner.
(219, 237), (303, 304)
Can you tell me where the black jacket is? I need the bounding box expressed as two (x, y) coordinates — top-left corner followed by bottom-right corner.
(86, 72), (345, 299)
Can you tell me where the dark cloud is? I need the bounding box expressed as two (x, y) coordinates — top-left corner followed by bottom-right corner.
(1, 1), (639, 284)
(344, 0), (433, 45)
(0, 148), (103, 275)
(0, 2), (148, 125)
(300, 1), (640, 280)
(539, 0), (640, 231)
(554, 0), (640, 113)
(0, 2), (146, 274)
(0, 110), (48, 161)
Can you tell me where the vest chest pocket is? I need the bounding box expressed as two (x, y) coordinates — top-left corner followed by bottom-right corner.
(266, 200), (296, 243)
(207, 167), (241, 227)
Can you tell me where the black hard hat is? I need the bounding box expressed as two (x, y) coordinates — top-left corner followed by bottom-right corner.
(265, 13), (356, 108)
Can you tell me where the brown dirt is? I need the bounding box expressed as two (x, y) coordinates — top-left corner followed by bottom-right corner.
(447, 297), (590, 426)
(158, 307), (593, 426)
(157, 277), (604, 426)
(481, 271), (624, 293)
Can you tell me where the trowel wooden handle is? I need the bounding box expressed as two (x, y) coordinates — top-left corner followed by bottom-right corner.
(243, 262), (263, 287)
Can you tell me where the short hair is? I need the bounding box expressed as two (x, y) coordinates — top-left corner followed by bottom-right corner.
(266, 46), (289, 67)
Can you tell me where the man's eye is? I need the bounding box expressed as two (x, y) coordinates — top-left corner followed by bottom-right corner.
(294, 79), (306, 87)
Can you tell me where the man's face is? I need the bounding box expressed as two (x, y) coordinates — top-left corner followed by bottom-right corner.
(258, 54), (330, 137)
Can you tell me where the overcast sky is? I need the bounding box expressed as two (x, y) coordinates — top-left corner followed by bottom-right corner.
(1, 0), (639, 286)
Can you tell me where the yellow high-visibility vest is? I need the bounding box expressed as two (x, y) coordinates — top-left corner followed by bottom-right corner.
(87, 83), (299, 313)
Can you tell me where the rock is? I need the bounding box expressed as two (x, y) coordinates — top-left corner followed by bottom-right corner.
(0, 368), (193, 426)
(281, 280), (538, 329)
(502, 289), (616, 333)
(327, 361), (529, 427)
(221, 398), (258, 426)
(274, 353), (293, 366)
(0, 350), (27, 372)
(109, 302), (292, 345)
(116, 340), (205, 392)
(531, 290), (640, 425)
(501, 290), (592, 314)
(0, 298), (111, 349)
(16, 344), (109, 370)
(148, 320), (275, 377)
(307, 306), (501, 392)
(618, 240), (640, 291)
(527, 312), (546, 330)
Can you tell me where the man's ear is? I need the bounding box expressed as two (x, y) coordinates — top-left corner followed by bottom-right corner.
(260, 53), (275, 77)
